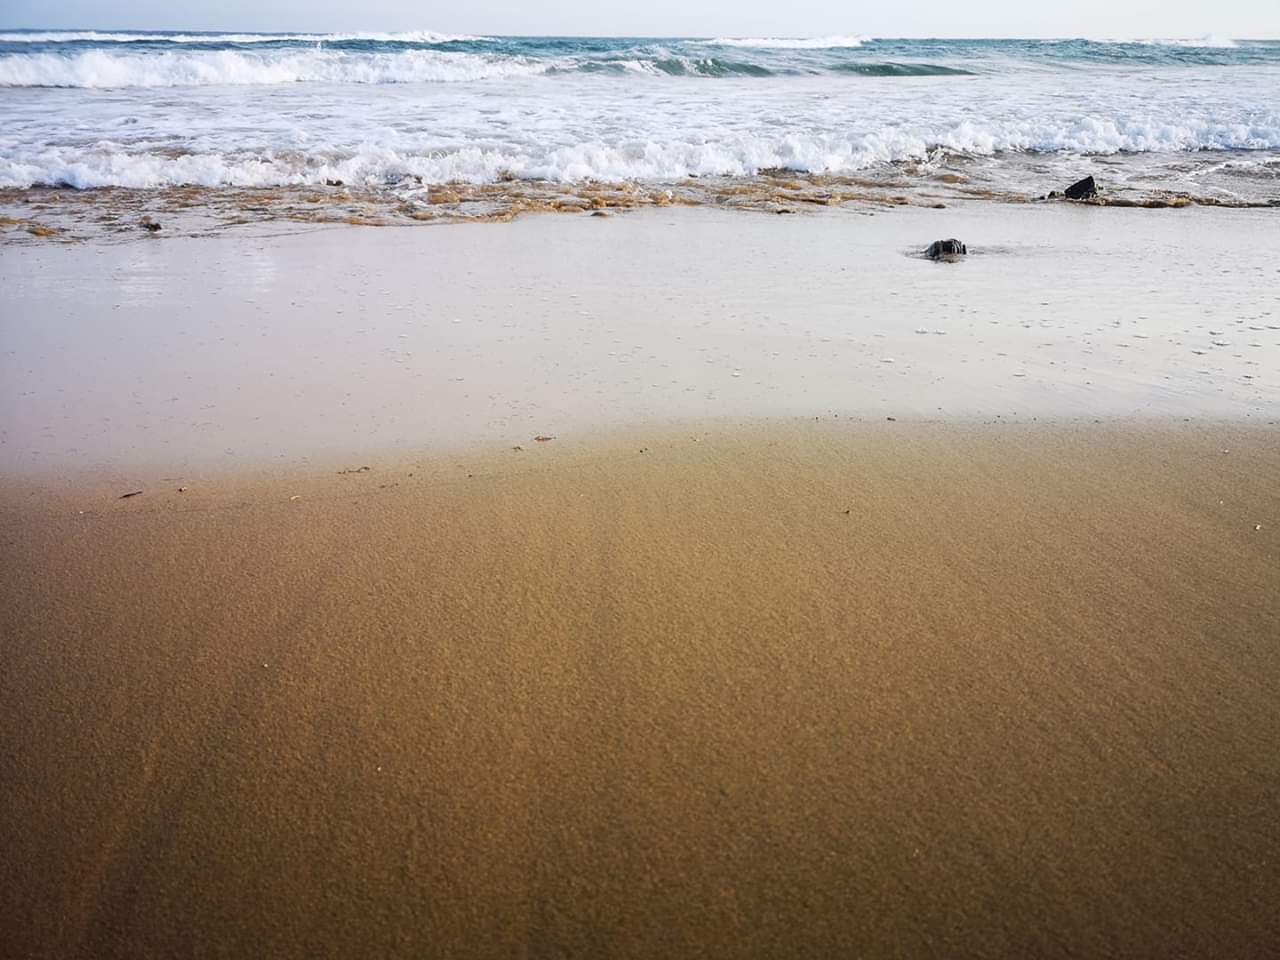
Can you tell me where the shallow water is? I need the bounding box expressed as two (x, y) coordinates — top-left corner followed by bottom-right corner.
(1, 32), (1279, 226)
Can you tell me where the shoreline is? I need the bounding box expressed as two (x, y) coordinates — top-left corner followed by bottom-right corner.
(4, 177), (1277, 245)
(3, 418), (1278, 957)
(3, 411), (1278, 501)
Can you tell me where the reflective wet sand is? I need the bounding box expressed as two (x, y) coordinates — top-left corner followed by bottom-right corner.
(2, 203), (1277, 479)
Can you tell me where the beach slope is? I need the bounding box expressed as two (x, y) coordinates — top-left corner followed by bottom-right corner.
(2, 420), (1278, 958)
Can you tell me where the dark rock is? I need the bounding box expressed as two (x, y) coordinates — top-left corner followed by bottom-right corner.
(925, 238), (967, 259)
(325, 178), (345, 187)
(140, 219), (161, 232)
(1064, 176), (1098, 200)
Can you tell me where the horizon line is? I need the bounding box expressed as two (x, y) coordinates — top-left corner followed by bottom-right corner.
(0, 27), (1268, 41)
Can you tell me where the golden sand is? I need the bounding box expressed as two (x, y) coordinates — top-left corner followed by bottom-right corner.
(2, 420), (1278, 957)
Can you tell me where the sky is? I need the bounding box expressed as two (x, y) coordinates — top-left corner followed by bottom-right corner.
(0, 0), (1274, 39)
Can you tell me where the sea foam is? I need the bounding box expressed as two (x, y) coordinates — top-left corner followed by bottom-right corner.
(1, 34), (1277, 201)
(5, 110), (1279, 191)
(1094, 35), (1240, 48)
(0, 49), (547, 87)
(0, 30), (489, 44)
(700, 36), (871, 49)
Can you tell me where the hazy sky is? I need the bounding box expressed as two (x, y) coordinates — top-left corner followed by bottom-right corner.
(1, 1), (1274, 38)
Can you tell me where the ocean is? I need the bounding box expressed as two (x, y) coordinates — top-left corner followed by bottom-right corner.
(1, 31), (1278, 232)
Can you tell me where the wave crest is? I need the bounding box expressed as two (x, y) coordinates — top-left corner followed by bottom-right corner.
(0, 30), (489, 44)
(0, 49), (545, 87)
(701, 36), (870, 49)
(1093, 35), (1239, 48)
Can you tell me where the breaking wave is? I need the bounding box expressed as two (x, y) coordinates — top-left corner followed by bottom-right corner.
(1092, 35), (1240, 48)
(1, 32), (1276, 207)
(0, 47), (988, 86)
(700, 36), (871, 49)
(2, 33), (1277, 88)
(6, 113), (1280, 191)
(0, 49), (549, 87)
(0, 30), (489, 44)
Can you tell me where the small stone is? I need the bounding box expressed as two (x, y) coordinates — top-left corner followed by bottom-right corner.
(925, 238), (966, 260)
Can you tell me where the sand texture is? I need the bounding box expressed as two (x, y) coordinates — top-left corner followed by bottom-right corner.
(2, 420), (1278, 958)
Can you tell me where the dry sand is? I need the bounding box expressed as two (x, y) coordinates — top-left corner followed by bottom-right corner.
(2, 419), (1278, 958)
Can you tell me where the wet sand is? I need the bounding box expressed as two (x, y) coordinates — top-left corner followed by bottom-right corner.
(3, 203), (1278, 477)
(2, 420), (1278, 958)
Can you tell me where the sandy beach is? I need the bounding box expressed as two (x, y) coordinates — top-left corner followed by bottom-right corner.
(2, 417), (1278, 958)
(2, 201), (1279, 957)
(4, 14), (1280, 956)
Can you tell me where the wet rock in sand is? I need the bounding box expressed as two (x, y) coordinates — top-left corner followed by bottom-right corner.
(1064, 176), (1098, 200)
(925, 238), (967, 260)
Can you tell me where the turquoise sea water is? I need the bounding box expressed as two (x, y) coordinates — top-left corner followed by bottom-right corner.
(4, 32), (1279, 77)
